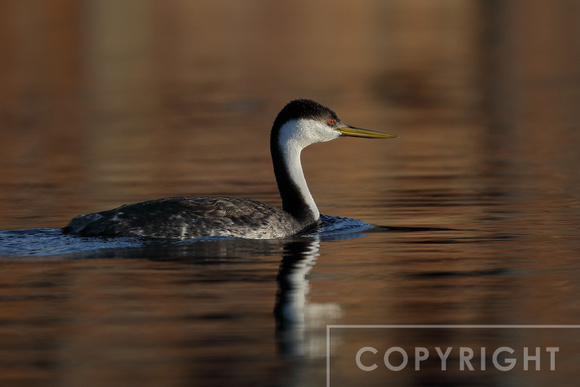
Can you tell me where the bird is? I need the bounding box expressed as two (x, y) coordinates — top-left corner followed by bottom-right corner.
(62, 99), (397, 240)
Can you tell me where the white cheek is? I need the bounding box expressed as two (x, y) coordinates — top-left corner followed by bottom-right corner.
(278, 119), (341, 151)
(299, 119), (340, 144)
(321, 127), (341, 142)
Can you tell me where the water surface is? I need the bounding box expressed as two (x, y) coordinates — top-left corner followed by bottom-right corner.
(1, 1), (580, 386)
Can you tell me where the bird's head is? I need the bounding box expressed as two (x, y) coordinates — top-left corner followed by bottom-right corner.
(272, 99), (397, 150)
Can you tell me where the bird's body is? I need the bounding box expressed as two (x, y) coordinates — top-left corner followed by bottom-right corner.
(64, 196), (309, 239)
(63, 99), (396, 240)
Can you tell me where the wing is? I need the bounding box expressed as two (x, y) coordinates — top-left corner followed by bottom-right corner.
(63, 196), (302, 239)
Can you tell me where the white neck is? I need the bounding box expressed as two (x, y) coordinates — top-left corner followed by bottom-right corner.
(279, 140), (319, 221)
(273, 119), (329, 224)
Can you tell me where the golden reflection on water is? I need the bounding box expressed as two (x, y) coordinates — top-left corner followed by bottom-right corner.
(1, 1), (580, 386)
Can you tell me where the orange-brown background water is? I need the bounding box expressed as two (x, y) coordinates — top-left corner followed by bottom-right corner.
(1, 1), (580, 386)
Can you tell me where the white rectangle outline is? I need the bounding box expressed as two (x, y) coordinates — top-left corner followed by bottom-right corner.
(326, 325), (580, 387)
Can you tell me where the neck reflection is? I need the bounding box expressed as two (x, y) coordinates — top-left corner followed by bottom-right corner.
(275, 237), (342, 357)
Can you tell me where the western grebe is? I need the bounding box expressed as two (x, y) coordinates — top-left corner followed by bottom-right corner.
(62, 99), (396, 240)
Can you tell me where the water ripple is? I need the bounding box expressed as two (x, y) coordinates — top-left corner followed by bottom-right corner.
(0, 215), (386, 259)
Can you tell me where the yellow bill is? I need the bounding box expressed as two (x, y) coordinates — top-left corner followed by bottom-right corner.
(338, 125), (398, 139)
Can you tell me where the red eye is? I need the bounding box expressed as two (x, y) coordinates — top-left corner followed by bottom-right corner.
(328, 118), (335, 126)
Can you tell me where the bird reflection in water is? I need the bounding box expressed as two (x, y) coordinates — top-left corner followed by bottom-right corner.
(9, 227), (347, 358)
(274, 238), (342, 357)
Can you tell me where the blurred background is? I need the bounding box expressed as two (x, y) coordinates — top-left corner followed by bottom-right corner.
(2, 2), (580, 386)
(1, 0), (578, 230)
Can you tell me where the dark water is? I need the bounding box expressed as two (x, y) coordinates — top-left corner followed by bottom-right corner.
(2, 1), (580, 386)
